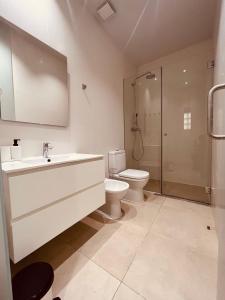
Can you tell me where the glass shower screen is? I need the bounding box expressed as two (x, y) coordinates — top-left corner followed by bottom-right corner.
(162, 56), (212, 203)
(124, 56), (212, 204)
(124, 68), (162, 194)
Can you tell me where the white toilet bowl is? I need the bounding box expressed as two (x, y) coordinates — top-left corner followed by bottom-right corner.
(99, 179), (129, 220)
(108, 150), (149, 202)
(113, 169), (149, 202)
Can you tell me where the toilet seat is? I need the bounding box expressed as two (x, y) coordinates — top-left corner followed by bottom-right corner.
(118, 169), (149, 180)
(104, 178), (129, 193)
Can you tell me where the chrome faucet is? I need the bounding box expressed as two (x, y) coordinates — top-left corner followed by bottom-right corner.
(43, 142), (53, 158)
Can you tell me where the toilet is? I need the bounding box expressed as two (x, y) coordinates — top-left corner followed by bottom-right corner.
(108, 150), (149, 202)
(98, 178), (129, 220)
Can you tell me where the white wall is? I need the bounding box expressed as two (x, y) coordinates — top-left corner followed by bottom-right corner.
(0, 0), (135, 172)
(138, 40), (213, 74)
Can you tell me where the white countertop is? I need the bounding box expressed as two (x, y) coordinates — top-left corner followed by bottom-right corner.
(2, 153), (104, 174)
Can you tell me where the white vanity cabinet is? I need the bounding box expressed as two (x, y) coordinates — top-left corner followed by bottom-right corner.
(2, 154), (105, 263)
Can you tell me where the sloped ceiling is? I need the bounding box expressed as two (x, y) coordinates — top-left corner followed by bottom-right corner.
(85, 0), (217, 66)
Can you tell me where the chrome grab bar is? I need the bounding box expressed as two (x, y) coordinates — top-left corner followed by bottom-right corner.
(208, 83), (225, 139)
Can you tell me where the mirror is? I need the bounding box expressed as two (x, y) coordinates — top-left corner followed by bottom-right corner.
(0, 19), (69, 127)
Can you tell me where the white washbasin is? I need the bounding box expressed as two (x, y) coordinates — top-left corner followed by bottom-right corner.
(23, 157), (50, 164)
(24, 154), (72, 165)
(2, 153), (104, 173)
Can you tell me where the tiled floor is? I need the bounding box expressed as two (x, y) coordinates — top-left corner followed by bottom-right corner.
(11, 193), (218, 300)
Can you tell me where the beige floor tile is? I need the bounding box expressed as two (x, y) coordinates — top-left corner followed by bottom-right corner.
(53, 251), (89, 296)
(119, 195), (164, 230)
(53, 251), (120, 300)
(123, 233), (217, 300)
(61, 221), (99, 253)
(164, 197), (215, 225)
(144, 193), (166, 206)
(81, 222), (147, 280)
(11, 195), (217, 300)
(113, 283), (145, 300)
(79, 195), (163, 280)
(80, 221), (122, 259)
(151, 202), (218, 258)
(82, 212), (115, 230)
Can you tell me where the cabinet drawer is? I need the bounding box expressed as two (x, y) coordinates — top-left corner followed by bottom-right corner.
(8, 158), (104, 219)
(10, 182), (105, 263)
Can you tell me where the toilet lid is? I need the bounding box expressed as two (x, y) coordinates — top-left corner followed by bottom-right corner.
(119, 169), (149, 180)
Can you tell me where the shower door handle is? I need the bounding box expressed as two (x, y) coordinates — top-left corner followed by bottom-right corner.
(208, 83), (225, 139)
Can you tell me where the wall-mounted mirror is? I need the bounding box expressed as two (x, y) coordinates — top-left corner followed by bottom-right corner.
(0, 18), (69, 127)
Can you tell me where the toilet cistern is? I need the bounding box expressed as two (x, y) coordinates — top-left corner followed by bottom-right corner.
(43, 142), (53, 159)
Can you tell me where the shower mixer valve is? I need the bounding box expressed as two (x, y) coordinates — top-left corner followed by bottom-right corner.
(131, 126), (141, 132)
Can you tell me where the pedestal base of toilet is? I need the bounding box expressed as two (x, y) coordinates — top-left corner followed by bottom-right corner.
(125, 187), (145, 202)
(99, 197), (122, 220)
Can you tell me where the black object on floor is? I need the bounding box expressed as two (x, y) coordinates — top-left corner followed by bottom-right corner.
(12, 261), (54, 300)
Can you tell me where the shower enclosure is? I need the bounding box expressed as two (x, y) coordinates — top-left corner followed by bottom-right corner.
(124, 55), (213, 204)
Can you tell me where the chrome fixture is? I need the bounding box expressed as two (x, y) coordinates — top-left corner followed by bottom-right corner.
(207, 60), (215, 69)
(146, 73), (156, 80)
(131, 71), (156, 86)
(43, 142), (53, 159)
(208, 83), (225, 139)
(131, 113), (141, 132)
(130, 71), (156, 161)
(82, 83), (87, 90)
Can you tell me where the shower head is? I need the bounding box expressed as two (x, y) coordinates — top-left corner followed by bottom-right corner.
(146, 73), (156, 80)
(131, 71), (156, 86)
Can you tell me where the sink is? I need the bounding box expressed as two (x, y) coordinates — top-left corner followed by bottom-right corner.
(24, 154), (72, 165)
(24, 157), (50, 164)
(2, 153), (104, 173)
